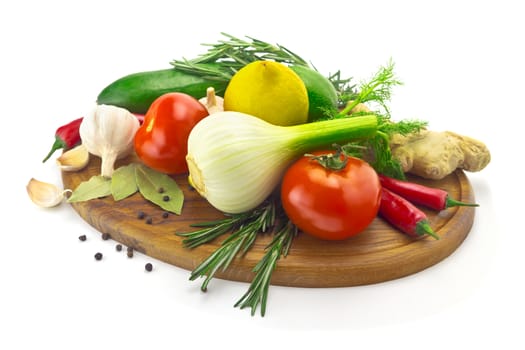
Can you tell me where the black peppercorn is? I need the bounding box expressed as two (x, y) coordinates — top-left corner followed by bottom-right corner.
(137, 211), (145, 219)
(115, 244), (122, 252)
(78, 235), (87, 241)
(146, 217), (153, 225)
(101, 233), (110, 240)
(127, 247), (133, 258)
(162, 195), (170, 202)
(162, 212), (169, 218)
(145, 263), (153, 272)
(94, 252), (103, 261)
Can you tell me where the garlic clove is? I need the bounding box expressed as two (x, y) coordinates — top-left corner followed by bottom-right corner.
(199, 87), (224, 114)
(56, 144), (89, 171)
(26, 178), (71, 208)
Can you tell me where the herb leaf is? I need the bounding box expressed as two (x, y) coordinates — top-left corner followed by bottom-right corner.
(68, 175), (112, 202)
(111, 163), (138, 201)
(135, 164), (184, 214)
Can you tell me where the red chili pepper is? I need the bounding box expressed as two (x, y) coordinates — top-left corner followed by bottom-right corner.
(42, 117), (83, 163)
(379, 174), (478, 211)
(379, 187), (439, 240)
(42, 114), (145, 163)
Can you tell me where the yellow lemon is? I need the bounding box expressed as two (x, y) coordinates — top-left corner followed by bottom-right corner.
(223, 61), (309, 126)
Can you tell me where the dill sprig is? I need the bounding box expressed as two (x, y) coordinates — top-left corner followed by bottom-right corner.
(372, 118), (428, 178)
(170, 33), (310, 83)
(325, 60), (426, 178)
(333, 59), (402, 118)
(341, 116), (428, 179)
(378, 117), (428, 136)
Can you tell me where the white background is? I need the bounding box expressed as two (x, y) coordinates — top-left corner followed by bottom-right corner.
(1, 0), (522, 349)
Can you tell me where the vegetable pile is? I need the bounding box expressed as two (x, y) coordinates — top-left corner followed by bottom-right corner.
(26, 33), (491, 317)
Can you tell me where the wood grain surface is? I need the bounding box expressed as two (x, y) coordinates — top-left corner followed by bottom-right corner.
(62, 153), (476, 288)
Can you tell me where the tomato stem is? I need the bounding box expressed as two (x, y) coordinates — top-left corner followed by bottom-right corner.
(305, 144), (348, 171)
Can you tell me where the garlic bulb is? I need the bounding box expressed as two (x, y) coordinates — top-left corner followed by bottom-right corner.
(186, 111), (377, 213)
(79, 104), (140, 177)
(26, 178), (71, 208)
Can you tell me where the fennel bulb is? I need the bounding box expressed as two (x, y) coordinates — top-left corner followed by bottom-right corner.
(186, 111), (377, 214)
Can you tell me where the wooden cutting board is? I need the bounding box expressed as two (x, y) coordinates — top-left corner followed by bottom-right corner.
(62, 153), (476, 288)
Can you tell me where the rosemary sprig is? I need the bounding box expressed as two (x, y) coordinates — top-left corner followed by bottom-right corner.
(187, 221), (260, 293)
(234, 220), (297, 316)
(328, 70), (358, 108)
(177, 199), (277, 291)
(177, 196), (297, 316)
(177, 212), (252, 248)
(170, 33), (310, 83)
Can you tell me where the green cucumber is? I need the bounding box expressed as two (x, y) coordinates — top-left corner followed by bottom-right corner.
(96, 66), (229, 114)
(290, 65), (338, 122)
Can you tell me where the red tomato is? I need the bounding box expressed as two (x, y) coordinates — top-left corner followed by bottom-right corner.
(281, 151), (381, 240)
(134, 93), (209, 174)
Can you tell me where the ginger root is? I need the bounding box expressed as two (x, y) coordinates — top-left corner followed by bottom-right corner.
(390, 129), (491, 180)
(345, 103), (490, 179)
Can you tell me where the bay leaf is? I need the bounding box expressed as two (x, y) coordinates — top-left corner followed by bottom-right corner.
(135, 164), (184, 214)
(68, 175), (112, 202)
(111, 163), (138, 201)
